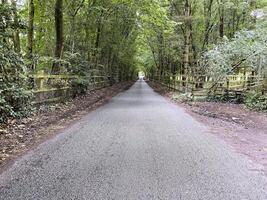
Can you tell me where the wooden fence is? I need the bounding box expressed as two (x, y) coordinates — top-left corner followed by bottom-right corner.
(151, 74), (265, 99)
(29, 69), (109, 104)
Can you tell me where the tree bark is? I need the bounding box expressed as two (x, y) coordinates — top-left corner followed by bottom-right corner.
(218, 0), (224, 38)
(69, 0), (85, 53)
(182, 0), (194, 92)
(202, 0), (214, 50)
(70, 16), (76, 53)
(183, 0), (191, 75)
(93, 10), (103, 64)
(52, 0), (64, 74)
(27, 0), (34, 59)
(157, 33), (164, 80)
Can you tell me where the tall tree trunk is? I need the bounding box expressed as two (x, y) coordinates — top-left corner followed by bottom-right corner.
(69, 0), (85, 53)
(27, 0), (34, 59)
(183, 0), (191, 75)
(93, 10), (103, 64)
(71, 16), (75, 53)
(182, 0), (193, 92)
(157, 33), (164, 80)
(11, 0), (20, 53)
(202, 0), (214, 50)
(231, 8), (237, 37)
(94, 23), (101, 61)
(218, 0), (224, 38)
(52, 0), (64, 74)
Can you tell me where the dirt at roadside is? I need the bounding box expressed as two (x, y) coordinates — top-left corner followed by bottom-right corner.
(147, 81), (267, 176)
(0, 82), (134, 170)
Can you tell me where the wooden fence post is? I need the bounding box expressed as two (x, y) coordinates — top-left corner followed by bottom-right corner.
(36, 70), (45, 90)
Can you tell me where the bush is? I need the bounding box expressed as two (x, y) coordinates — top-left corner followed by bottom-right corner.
(245, 91), (267, 111)
(0, 3), (33, 123)
(63, 52), (91, 76)
(0, 48), (33, 123)
(71, 78), (90, 97)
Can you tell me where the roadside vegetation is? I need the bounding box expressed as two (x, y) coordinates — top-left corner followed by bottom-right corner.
(1, 0), (140, 123)
(0, 0), (267, 125)
(136, 0), (267, 111)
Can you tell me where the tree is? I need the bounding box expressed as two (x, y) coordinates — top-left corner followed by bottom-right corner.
(0, 1), (32, 122)
(218, 0), (225, 38)
(66, 0), (85, 53)
(27, 0), (34, 59)
(52, 0), (64, 74)
(183, 0), (192, 76)
(202, 20), (267, 86)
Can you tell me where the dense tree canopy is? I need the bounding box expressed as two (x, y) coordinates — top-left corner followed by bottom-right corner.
(0, 0), (267, 121)
(2, 0), (267, 76)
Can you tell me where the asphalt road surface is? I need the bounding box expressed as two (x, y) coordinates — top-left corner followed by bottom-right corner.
(1, 81), (267, 200)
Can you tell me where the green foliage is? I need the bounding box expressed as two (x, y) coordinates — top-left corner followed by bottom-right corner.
(135, 0), (177, 76)
(245, 91), (267, 111)
(202, 20), (267, 79)
(0, 3), (33, 123)
(63, 52), (91, 75)
(1, 0), (267, 124)
(0, 3), (13, 40)
(202, 19), (267, 110)
(71, 78), (90, 96)
(0, 48), (33, 123)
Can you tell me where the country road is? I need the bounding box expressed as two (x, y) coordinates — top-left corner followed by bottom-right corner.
(0, 80), (266, 200)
